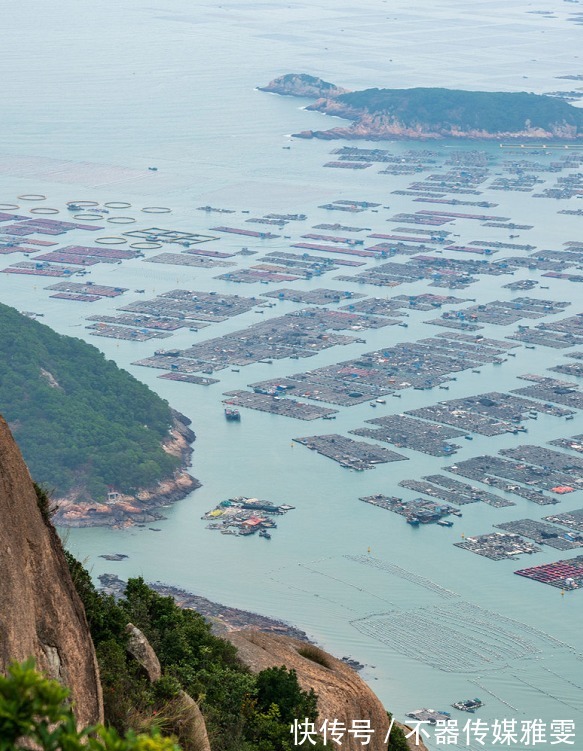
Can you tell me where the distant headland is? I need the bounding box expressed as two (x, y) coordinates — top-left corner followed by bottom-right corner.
(259, 73), (583, 141)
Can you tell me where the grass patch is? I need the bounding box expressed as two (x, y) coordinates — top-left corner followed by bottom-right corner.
(297, 645), (331, 669)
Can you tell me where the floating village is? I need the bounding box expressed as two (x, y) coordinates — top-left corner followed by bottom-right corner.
(1, 139), (583, 598)
(201, 496), (295, 539)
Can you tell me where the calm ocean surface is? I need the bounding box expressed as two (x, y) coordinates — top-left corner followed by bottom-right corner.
(1, 1), (583, 746)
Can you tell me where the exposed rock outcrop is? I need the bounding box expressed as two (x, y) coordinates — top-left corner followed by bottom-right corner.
(171, 690), (212, 751)
(0, 414), (103, 726)
(125, 623), (162, 682)
(123, 620), (211, 751)
(226, 630), (427, 751)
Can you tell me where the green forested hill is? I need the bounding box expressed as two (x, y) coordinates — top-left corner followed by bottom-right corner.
(334, 87), (583, 133)
(0, 303), (179, 500)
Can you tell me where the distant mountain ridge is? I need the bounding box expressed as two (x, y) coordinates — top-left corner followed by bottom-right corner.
(260, 73), (583, 140)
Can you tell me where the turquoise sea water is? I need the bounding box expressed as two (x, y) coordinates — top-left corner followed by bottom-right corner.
(1, 1), (583, 747)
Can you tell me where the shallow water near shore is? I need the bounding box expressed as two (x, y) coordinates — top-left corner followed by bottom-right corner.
(2, 0), (583, 747)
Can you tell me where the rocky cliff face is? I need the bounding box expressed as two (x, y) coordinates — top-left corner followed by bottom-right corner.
(294, 106), (581, 141)
(0, 414), (103, 726)
(226, 630), (427, 751)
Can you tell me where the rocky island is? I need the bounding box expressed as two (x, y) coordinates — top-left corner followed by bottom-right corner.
(0, 303), (200, 527)
(260, 73), (583, 140)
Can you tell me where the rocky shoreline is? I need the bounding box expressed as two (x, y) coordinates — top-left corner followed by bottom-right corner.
(53, 410), (200, 528)
(292, 118), (576, 142)
(98, 573), (365, 672)
(292, 123), (576, 142)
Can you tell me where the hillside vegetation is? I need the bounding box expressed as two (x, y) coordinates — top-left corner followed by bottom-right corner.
(66, 555), (332, 751)
(334, 87), (583, 132)
(0, 303), (179, 501)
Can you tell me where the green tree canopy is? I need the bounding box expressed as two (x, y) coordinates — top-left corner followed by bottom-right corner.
(66, 556), (330, 751)
(0, 303), (180, 501)
(336, 87), (583, 133)
(0, 658), (180, 751)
